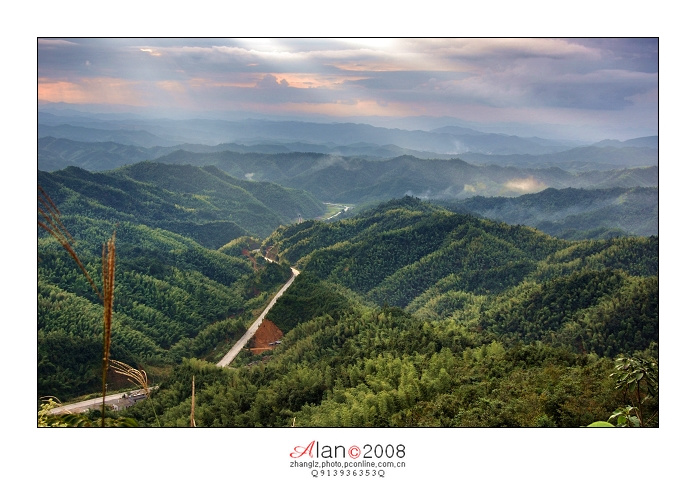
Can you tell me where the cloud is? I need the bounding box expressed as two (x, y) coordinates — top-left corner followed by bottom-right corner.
(36, 38), (658, 140)
(37, 77), (145, 105)
(140, 48), (161, 57)
(527, 70), (657, 110)
(503, 177), (546, 194)
(256, 74), (290, 89)
(38, 38), (80, 48)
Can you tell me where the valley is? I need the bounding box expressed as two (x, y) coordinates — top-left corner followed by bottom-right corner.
(37, 113), (658, 428)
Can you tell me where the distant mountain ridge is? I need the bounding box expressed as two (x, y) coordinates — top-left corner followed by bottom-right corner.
(38, 130), (657, 174)
(38, 123), (179, 148)
(593, 136), (658, 148)
(156, 150), (657, 202)
(458, 144), (657, 170)
(40, 111), (658, 156)
(39, 112), (577, 153)
(38, 136), (163, 171)
(36, 112), (658, 244)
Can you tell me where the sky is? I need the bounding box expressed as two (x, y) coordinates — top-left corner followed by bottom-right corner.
(37, 38), (658, 141)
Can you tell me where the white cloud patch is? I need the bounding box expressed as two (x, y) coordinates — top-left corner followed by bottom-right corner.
(503, 177), (546, 194)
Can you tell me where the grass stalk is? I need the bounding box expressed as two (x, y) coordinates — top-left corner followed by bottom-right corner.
(100, 233), (116, 427)
(37, 186), (102, 300)
(190, 376), (196, 427)
(111, 359), (161, 427)
(39, 186), (118, 427)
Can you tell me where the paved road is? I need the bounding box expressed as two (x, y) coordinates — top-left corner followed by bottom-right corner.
(324, 204), (352, 221)
(48, 388), (156, 415)
(47, 262), (299, 414)
(216, 266), (300, 367)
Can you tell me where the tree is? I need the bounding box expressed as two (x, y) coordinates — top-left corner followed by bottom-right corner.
(609, 355), (658, 427)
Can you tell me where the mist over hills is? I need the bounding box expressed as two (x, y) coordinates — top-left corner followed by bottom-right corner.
(37, 111), (658, 244)
(38, 140), (658, 204)
(38, 133), (658, 176)
(437, 187), (658, 239)
(39, 111), (580, 152)
(38, 110), (656, 160)
(154, 150), (656, 204)
(36, 108), (659, 248)
(38, 111), (658, 207)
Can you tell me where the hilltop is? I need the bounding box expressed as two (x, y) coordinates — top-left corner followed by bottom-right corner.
(119, 197), (657, 427)
(39, 162), (325, 248)
(37, 163), (312, 400)
(437, 186), (658, 239)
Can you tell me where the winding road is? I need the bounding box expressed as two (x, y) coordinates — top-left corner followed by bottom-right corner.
(216, 266), (300, 367)
(47, 261), (300, 415)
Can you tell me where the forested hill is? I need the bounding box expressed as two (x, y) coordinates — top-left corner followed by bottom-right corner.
(38, 162), (325, 248)
(264, 196), (657, 356)
(158, 150), (657, 203)
(38, 180), (300, 400)
(437, 186), (658, 239)
(38, 162), (321, 401)
(120, 197), (657, 427)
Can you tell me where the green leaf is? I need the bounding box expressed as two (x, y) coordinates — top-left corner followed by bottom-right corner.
(587, 421), (614, 427)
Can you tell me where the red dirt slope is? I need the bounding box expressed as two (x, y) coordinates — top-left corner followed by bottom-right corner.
(250, 319), (283, 354)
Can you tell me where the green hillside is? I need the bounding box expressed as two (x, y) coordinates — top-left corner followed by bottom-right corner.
(38, 210), (298, 398)
(264, 197), (657, 357)
(266, 197), (562, 303)
(156, 150), (658, 203)
(115, 197), (657, 427)
(37, 164), (315, 400)
(38, 163), (325, 248)
(39, 192), (657, 427)
(439, 187), (658, 239)
(124, 271), (656, 427)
